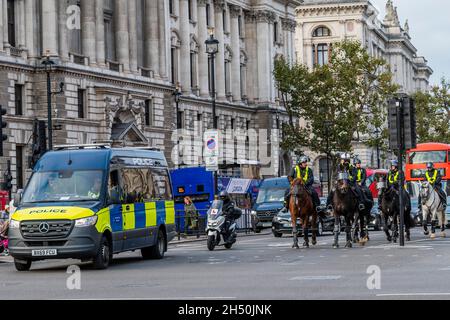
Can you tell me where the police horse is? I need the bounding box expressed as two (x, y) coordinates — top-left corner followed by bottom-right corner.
(378, 180), (412, 243)
(420, 181), (447, 239)
(289, 178), (317, 249)
(331, 172), (363, 249)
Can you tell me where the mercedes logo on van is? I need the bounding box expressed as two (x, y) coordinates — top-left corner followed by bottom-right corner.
(38, 222), (50, 234)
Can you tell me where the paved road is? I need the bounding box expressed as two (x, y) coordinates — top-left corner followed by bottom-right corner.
(1, 229), (450, 300)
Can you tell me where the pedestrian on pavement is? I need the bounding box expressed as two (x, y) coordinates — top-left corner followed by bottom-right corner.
(184, 197), (198, 236)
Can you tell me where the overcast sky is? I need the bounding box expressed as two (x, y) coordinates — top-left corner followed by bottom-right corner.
(370, 0), (449, 85)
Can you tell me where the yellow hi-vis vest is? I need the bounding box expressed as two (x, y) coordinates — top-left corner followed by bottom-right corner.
(426, 170), (438, 185)
(389, 171), (399, 184)
(356, 169), (363, 183)
(296, 166), (309, 183)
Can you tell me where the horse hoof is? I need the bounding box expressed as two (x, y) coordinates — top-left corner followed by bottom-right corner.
(406, 236), (411, 241)
(303, 242), (309, 248)
(424, 231), (430, 236)
(345, 242), (353, 248)
(431, 234), (436, 240)
(387, 237), (392, 242)
(333, 244), (339, 249)
(312, 240), (317, 246)
(441, 232), (446, 238)
(292, 244), (300, 249)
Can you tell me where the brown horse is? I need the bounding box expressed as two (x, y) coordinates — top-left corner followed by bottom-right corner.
(289, 178), (318, 249)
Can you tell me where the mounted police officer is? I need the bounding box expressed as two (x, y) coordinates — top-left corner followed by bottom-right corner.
(378, 160), (400, 211)
(326, 153), (366, 212)
(419, 162), (447, 209)
(353, 158), (373, 207)
(284, 156), (321, 212)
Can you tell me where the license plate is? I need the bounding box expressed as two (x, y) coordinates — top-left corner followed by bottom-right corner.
(32, 249), (57, 257)
(284, 223), (292, 228)
(263, 222), (272, 227)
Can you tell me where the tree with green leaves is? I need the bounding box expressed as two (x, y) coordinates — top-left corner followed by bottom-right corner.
(274, 40), (398, 166)
(413, 78), (450, 144)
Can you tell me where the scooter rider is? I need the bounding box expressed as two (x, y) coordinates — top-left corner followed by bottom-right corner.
(219, 191), (237, 232)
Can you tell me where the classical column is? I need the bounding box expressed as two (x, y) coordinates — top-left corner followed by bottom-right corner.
(2, 0), (8, 51)
(18, 0), (26, 50)
(128, 0), (138, 73)
(179, 0), (190, 93)
(213, 0), (226, 100)
(41, 0), (58, 56)
(0, 0), (4, 51)
(115, 0), (130, 72)
(81, 0), (96, 65)
(197, 0), (209, 97)
(229, 5), (241, 103)
(57, 0), (68, 61)
(256, 10), (272, 103)
(158, 0), (167, 79)
(95, 0), (106, 66)
(144, 0), (159, 77)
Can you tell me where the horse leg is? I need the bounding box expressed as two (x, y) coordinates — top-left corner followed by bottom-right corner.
(292, 222), (299, 249)
(439, 211), (446, 238)
(333, 215), (340, 249)
(392, 214), (398, 243)
(359, 212), (368, 245)
(311, 213), (318, 246)
(431, 219), (437, 239)
(345, 217), (353, 248)
(303, 222), (309, 248)
(382, 213), (392, 242)
(352, 212), (359, 244)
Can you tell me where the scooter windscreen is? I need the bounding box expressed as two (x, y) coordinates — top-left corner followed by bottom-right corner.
(207, 200), (224, 220)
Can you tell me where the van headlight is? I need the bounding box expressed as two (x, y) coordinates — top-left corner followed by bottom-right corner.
(251, 210), (257, 216)
(75, 216), (98, 227)
(10, 219), (20, 229)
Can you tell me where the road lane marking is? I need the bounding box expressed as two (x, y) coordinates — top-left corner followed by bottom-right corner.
(377, 293), (450, 297)
(290, 276), (342, 281)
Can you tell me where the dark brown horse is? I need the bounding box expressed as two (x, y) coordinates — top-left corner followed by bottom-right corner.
(332, 173), (360, 249)
(289, 178), (317, 249)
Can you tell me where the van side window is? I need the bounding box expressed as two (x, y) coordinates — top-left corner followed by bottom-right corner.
(151, 169), (173, 200)
(121, 168), (146, 203)
(108, 170), (122, 204)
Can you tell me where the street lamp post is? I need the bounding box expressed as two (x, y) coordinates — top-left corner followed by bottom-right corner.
(324, 120), (333, 195)
(375, 128), (381, 168)
(319, 169), (324, 197)
(205, 29), (219, 195)
(42, 53), (64, 151)
(174, 83), (182, 129)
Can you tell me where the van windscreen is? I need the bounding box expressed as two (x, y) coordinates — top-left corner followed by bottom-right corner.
(256, 188), (286, 204)
(22, 170), (104, 203)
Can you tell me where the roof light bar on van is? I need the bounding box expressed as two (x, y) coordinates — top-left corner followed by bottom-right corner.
(54, 144), (111, 151)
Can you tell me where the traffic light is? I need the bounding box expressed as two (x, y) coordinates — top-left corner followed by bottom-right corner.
(402, 97), (417, 150)
(388, 98), (400, 151)
(0, 105), (7, 157)
(29, 120), (47, 169)
(2, 160), (12, 192)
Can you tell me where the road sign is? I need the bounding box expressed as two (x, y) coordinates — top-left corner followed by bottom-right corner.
(204, 130), (219, 172)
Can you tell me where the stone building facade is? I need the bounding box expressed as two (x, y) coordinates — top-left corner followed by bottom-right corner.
(294, 0), (433, 188)
(0, 0), (299, 193)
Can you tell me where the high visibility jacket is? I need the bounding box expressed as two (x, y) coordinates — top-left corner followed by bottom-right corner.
(388, 171), (399, 185)
(425, 169), (441, 186)
(294, 166), (314, 188)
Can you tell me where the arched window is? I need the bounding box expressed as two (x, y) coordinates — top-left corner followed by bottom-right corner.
(312, 43), (332, 66)
(313, 26), (331, 37)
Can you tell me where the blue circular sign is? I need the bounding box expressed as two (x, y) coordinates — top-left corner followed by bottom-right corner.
(207, 139), (217, 150)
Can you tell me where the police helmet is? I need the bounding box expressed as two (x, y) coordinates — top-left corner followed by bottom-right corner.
(426, 162), (434, 170)
(298, 156), (308, 164)
(390, 160), (398, 167)
(219, 191), (230, 201)
(341, 153), (351, 161)
(354, 158), (362, 165)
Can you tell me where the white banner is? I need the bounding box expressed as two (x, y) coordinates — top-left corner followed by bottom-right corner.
(227, 179), (251, 194)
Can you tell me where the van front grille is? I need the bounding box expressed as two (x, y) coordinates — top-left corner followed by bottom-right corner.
(20, 220), (73, 239)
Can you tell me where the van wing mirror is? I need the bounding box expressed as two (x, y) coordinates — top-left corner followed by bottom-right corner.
(14, 189), (23, 207)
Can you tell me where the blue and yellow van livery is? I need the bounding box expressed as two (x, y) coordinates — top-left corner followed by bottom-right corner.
(9, 145), (176, 271)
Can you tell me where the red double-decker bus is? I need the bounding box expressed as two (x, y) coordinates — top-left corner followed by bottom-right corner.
(406, 143), (450, 197)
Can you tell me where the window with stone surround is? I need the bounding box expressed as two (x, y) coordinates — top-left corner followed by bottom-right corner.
(206, 3), (211, 27)
(68, 0), (82, 55)
(169, 0), (174, 15)
(7, 0), (16, 47)
(77, 89), (86, 119)
(14, 84), (24, 116)
(145, 99), (154, 127)
(313, 44), (330, 66)
(312, 26), (331, 38)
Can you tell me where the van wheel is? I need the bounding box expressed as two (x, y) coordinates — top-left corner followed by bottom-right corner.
(14, 259), (32, 272)
(92, 235), (112, 270)
(142, 229), (166, 260)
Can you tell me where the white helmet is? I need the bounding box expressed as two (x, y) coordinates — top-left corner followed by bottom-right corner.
(340, 153), (351, 161)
